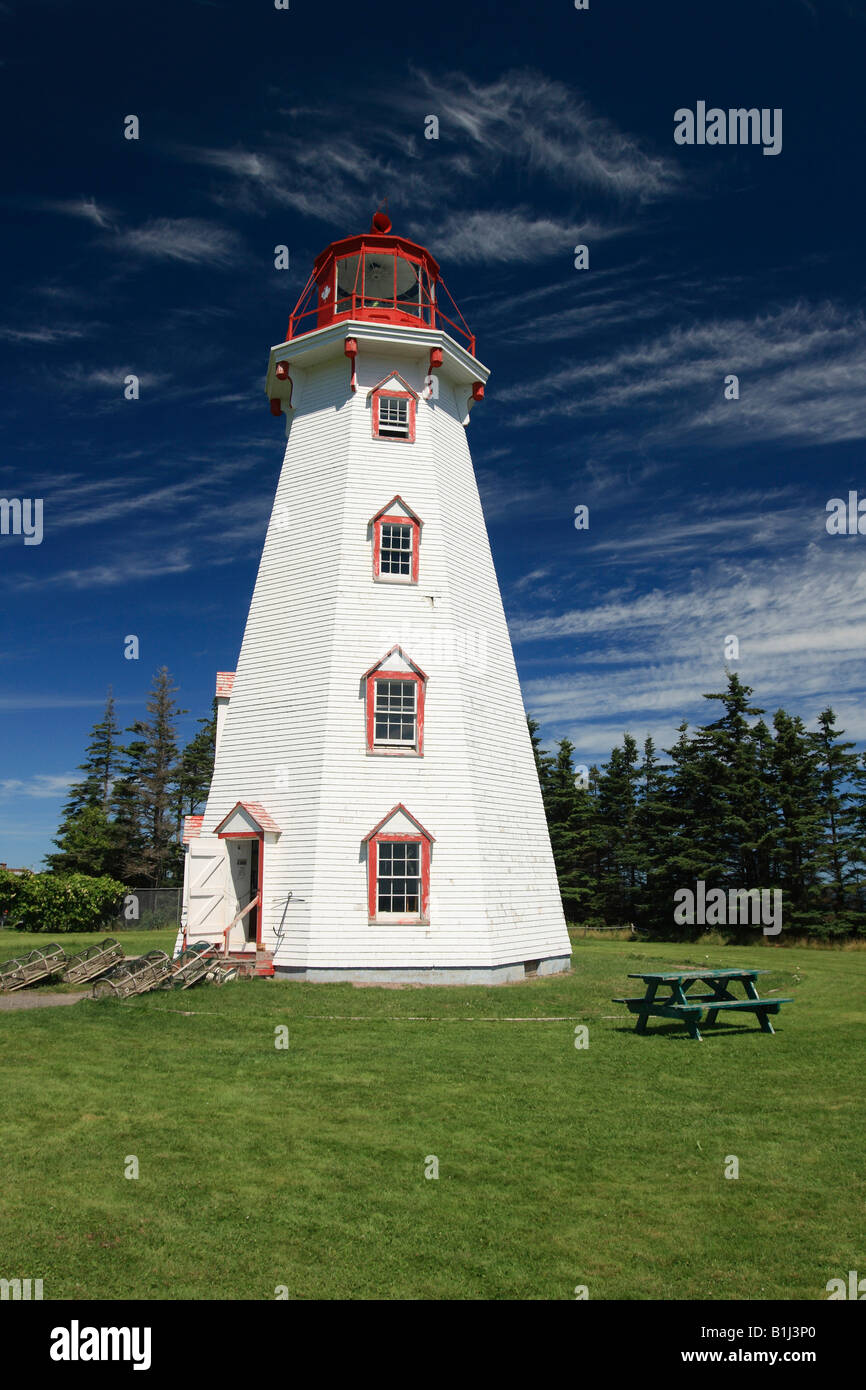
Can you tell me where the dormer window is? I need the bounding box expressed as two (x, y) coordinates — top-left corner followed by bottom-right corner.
(380, 521), (412, 574)
(369, 496), (422, 584)
(363, 804), (435, 924)
(377, 395), (410, 438)
(363, 646), (427, 756)
(369, 373), (419, 444)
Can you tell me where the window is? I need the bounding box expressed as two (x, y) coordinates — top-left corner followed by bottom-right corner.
(370, 377), (417, 443)
(378, 396), (409, 437)
(370, 500), (421, 584)
(374, 679), (417, 746)
(363, 804), (435, 923)
(377, 841), (421, 914)
(363, 647), (427, 756)
(380, 522), (412, 576)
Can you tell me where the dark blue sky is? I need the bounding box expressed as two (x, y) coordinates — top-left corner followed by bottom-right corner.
(2, 0), (864, 867)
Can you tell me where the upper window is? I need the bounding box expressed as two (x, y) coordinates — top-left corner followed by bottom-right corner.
(378, 396), (409, 437)
(373, 391), (415, 442)
(369, 373), (419, 444)
(374, 678), (418, 747)
(369, 497), (422, 584)
(380, 522), (412, 575)
(363, 646), (427, 756)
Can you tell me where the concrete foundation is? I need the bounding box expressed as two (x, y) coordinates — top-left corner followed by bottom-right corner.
(273, 955), (572, 985)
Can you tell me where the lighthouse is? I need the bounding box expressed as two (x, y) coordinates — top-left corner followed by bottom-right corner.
(181, 213), (572, 983)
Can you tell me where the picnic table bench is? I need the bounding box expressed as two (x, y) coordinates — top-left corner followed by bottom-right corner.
(613, 968), (793, 1041)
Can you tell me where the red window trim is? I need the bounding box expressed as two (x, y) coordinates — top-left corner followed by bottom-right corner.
(372, 513), (420, 584)
(372, 389), (416, 443)
(367, 832), (431, 924)
(365, 669), (425, 756)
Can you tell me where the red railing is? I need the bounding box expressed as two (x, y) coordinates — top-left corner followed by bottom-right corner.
(285, 259), (476, 357)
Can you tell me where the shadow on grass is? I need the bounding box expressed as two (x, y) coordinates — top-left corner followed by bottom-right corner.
(613, 1020), (787, 1040)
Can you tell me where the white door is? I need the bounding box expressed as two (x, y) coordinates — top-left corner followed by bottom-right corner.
(186, 838), (229, 942)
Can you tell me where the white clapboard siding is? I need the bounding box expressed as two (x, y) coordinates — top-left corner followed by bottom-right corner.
(191, 328), (571, 976)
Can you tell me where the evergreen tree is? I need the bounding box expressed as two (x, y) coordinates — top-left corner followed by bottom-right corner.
(46, 690), (125, 875)
(595, 735), (642, 923)
(663, 722), (714, 884)
(111, 733), (148, 885)
(526, 716), (553, 793)
(633, 737), (669, 929)
(694, 672), (767, 887)
(812, 708), (863, 927)
(750, 718), (779, 889)
(45, 805), (120, 877)
(522, 679), (866, 941)
(59, 687), (120, 816)
(769, 710), (824, 926)
(177, 700), (217, 821)
(123, 668), (184, 888)
(541, 738), (605, 921)
(849, 752), (866, 922)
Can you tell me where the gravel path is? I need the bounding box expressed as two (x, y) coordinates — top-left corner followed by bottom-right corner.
(0, 990), (88, 1011)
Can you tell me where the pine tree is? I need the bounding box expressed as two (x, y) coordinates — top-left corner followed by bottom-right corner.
(177, 700), (217, 821)
(849, 753), (866, 923)
(59, 687), (121, 816)
(526, 715), (553, 793)
(750, 718), (779, 889)
(111, 733), (148, 886)
(123, 668), (184, 888)
(658, 722), (718, 935)
(45, 805), (120, 877)
(633, 737), (669, 930)
(812, 708), (863, 928)
(769, 710), (823, 926)
(694, 672), (766, 887)
(595, 735), (642, 924)
(46, 690), (125, 875)
(546, 740), (605, 921)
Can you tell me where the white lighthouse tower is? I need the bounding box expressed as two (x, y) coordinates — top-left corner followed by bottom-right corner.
(181, 212), (571, 983)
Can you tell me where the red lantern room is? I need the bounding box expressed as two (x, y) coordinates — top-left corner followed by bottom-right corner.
(286, 211), (476, 356)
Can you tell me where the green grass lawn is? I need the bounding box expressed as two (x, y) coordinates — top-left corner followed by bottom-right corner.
(0, 934), (863, 1300)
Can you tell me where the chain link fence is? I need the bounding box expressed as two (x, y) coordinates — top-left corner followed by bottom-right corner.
(113, 888), (182, 931)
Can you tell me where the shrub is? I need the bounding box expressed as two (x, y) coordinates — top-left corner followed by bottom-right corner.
(0, 867), (30, 925)
(3, 872), (126, 933)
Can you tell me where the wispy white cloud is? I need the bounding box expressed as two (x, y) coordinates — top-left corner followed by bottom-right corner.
(177, 68), (682, 265)
(416, 210), (621, 265)
(57, 365), (170, 391)
(117, 217), (244, 266)
(406, 68), (681, 202)
(8, 548), (195, 592)
(0, 324), (90, 343)
(0, 772), (75, 797)
(509, 301), (866, 450)
(515, 541), (866, 759)
(39, 196), (115, 228)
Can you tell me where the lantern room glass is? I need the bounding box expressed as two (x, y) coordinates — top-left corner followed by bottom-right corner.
(334, 250), (426, 321)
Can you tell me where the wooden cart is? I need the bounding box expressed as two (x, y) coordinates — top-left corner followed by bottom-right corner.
(61, 938), (124, 986)
(0, 943), (67, 992)
(90, 949), (173, 1000)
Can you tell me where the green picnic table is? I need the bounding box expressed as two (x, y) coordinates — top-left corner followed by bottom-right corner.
(613, 968), (793, 1041)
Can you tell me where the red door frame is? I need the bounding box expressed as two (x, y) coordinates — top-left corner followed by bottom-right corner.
(216, 830), (264, 948)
